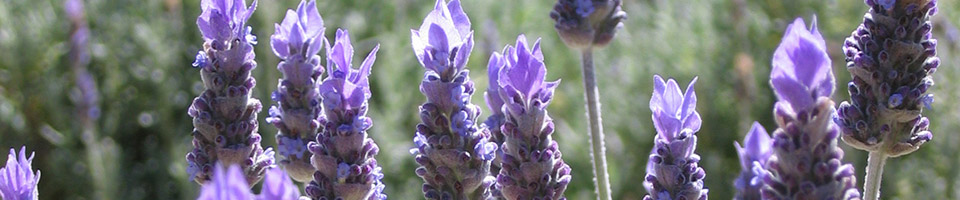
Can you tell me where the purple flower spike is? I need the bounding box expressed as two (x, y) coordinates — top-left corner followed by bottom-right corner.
(410, 1), (498, 199)
(267, 0), (326, 183)
(197, 164), (255, 200)
(643, 75), (708, 200)
(492, 35), (569, 200)
(550, 0), (627, 49)
(733, 122), (771, 200)
(258, 167), (302, 200)
(482, 51), (506, 175)
(837, 0), (938, 157)
(305, 29), (385, 200)
(759, 17), (860, 200)
(187, 0), (274, 186)
(0, 147), (40, 200)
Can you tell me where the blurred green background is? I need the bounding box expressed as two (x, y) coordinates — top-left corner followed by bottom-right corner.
(2, 0), (960, 199)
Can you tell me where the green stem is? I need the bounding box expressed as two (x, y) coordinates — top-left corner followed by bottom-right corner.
(580, 49), (611, 200)
(863, 151), (888, 200)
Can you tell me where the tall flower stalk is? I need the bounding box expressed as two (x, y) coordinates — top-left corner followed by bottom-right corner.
(305, 29), (386, 200)
(492, 36), (572, 200)
(643, 75), (708, 200)
(550, 1), (626, 199)
(0, 147), (40, 200)
(733, 122), (772, 200)
(758, 18), (860, 199)
(186, 0), (275, 185)
(409, 0), (498, 199)
(266, 0), (326, 183)
(837, 0), (938, 199)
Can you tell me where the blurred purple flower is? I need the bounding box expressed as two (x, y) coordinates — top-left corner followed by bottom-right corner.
(197, 165), (254, 200)
(759, 18), (860, 200)
(187, 0), (274, 186)
(305, 29), (385, 200)
(410, 1), (498, 199)
(266, 0), (326, 183)
(492, 35), (570, 200)
(733, 122), (771, 200)
(0, 147), (40, 200)
(643, 75), (707, 200)
(258, 167), (301, 200)
(837, 0), (938, 157)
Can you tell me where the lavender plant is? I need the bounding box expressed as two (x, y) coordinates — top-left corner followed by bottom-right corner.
(266, 0), (326, 183)
(758, 18), (860, 199)
(186, 0), (275, 185)
(409, 0), (498, 199)
(259, 167), (302, 200)
(550, 1), (626, 198)
(733, 122), (771, 200)
(0, 147), (40, 200)
(643, 75), (708, 200)
(491, 35), (572, 200)
(482, 47), (506, 176)
(836, 0), (939, 198)
(304, 29), (386, 200)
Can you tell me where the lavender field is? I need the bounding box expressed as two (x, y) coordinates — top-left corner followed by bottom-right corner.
(1, 0), (960, 199)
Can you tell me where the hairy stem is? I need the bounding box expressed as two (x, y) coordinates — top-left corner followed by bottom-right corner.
(580, 49), (611, 200)
(864, 151), (887, 200)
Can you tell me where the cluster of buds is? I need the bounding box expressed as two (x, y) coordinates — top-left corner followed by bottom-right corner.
(304, 29), (386, 200)
(837, 0), (938, 157)
(550, 0), (627, 49)
(186, 0), (275, 185)
(409, 0), (499, 199)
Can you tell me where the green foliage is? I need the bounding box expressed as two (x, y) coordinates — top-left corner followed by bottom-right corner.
(0, 0), (958, 199)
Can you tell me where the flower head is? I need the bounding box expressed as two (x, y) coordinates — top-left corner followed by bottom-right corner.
(837, 0), (938, 157)
(197, 0), (258, 43)
(493, 35), (570, 200)
(410, 0), (474, 78)
(758, 17), (860, 200)
(733, 122), (772, 200)
(550, 0), (627, 49)
(306, 29), (385, 200)
(0, 147), (40, 200)
(266, 0), (326, 182)
(644, 75), (707, 200)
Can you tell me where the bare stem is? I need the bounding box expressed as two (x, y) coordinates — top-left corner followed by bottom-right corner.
(580, 49), (611, 200)
(863, 151), (887, 200)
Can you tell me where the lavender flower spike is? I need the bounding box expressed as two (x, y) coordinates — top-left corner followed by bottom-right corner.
(197, 165), (255, 200)
(838, 1), (938, 198)
(410, 0), (498, 199)
(733, 122), (771, 200)
(305, 29), (385, 200)
(483, 49), (506, 175)
(267, 0), (326, 183)
(837, 0), (937, 158)
(493, 35), (571, 200)
(0, 147), (40, 200)
(550, 0), (627, 50)
(758, 18), (860, 200)
(643, 75), (707, 200)
(187, 0), (275, 186)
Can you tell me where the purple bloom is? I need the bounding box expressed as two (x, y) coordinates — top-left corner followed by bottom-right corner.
(0, 147), (40, 200)
(197, 165), (255, 200)
(258, 167), (301, 200)
(305, 29), (385, 200)
(643, 75), (707, 200)
(66, 0), (100, 122)
(758, 18), (860, 199)
(266, 0), (326, 183)
(410, 1), (498, 199)
(492, 35), (570, 200)
(187, 0), (274, 186)
(837, 0), (937, 157)
(482, 50), (506, 176)
(733, 122), (771, 200)
(550, 0), (627, 49)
